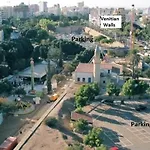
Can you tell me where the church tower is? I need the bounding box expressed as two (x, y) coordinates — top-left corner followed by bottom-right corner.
(93, 45), (101, 84)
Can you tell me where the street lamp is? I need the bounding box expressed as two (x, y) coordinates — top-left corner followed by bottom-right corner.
(30, 58), (34, 91)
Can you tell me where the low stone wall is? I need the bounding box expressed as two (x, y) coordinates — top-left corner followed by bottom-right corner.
(95, 94), (150, 101)
(56, 26), (83, 34)
(15, 105), (35, 115)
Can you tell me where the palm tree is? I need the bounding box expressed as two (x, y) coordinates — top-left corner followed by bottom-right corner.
(128, 49), (140, 79)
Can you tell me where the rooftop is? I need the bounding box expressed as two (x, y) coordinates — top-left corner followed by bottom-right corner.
(18, 61), (56, 78)
(71, 112), (93, 124)
(75, 63), (115, 73)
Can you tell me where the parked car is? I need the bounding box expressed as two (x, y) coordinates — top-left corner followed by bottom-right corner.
(135, 105), (147, 111)
(101, 99), (114, 105)
(110, 147), (119, 150)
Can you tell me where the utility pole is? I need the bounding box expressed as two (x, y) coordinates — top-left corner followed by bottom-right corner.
(130, 4), (135, 50)
(47, 49), (52, 94)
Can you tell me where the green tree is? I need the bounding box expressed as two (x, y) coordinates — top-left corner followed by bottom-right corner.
(74, 49), (94, 63)
(45, 117), (58, 128)
(84, 127), (103, 147)
(144, 56), (150, 64)
(75, 95), (88, 108)
(63, 63), (75, 75)
(37, 29), (49, 42)
(136, 81), (149, 95)
(106, 82), (116, 96)
(39, 19), (56, 31)
(75, 83), (99, 108)
(65, 143), (83, 150)
(128, 49), (140, 79)
(143, 69), (150, 78)
(114, 88), (120, 96)
(52, 74), (66, 84)
(14, 88), (26, 96)
(121, 79), (136, 97)
(74, 119), (88, 133)
(0, 102), (18, 114)
(94, 35), (106, 42)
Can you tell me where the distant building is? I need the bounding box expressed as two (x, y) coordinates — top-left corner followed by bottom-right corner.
(89, 8), (114, 26)
(61, 6), (89, 17)
(0, 11), (2, 25)
(13, 3), (29, 18)
(143, 7), (150, 16)
(39, 1), (48, 13)
(113, 8), (126, 23)
(29, 4), (39, 16)
(48, 4), (61, 15)
(77, 1), (84, 8)
(0, 30), (4, 42)
(0, 6), (13, 20)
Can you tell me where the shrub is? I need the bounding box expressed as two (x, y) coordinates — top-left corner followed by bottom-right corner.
(65, 143), (83, 150)
(74, 119), (88, 133)
(45, 117), (58, 128)
(74, 107), (84, 114)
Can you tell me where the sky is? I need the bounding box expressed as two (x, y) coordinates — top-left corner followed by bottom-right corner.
(0, 0), (150, 8)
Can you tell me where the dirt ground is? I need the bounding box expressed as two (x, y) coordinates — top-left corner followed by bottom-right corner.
(0, 78), (73, 145)
(21, 83), (83, 150)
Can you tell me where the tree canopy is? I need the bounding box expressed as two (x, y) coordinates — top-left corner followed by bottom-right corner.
(75, 83), (99, 108)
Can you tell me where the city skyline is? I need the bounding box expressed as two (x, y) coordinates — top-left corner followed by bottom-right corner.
(0, 0), (150, 8)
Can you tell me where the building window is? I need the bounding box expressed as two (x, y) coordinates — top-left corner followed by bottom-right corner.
(108, 70), (110, 74)
(88, 77), (91, 83)
(82, 78), (85, 82)
(77, 78), (80, 82)
(103, 80), (105, 84)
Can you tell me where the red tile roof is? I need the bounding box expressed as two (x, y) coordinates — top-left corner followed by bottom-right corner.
(101, 63), (113, 70)
(75, 63), (116, 73)
(75, 63), (93, 73)
(71, 112), (93, 124)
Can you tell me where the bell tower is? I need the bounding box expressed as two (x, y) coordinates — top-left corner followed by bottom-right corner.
(93, 45), (101, 84)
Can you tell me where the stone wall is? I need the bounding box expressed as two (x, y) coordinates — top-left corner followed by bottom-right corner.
(56, 26), (83, 34)
(95, 94), (150, 101)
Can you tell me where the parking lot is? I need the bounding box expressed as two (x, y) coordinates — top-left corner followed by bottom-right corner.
(89, 100), (150, 150)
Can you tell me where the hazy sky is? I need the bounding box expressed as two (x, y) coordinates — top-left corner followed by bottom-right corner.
(0, 0), (150, 8)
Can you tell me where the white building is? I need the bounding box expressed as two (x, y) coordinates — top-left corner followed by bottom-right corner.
(0, 11), (2, 25)
(78, 1), (84, 8)
(89, 8), (114, 26)
(48, 4), (61, 15)
(39, 1), (48, 13)
(0, 6), (14, 23)
(29, 4), (39, 16)
(73, 45), (123, 85)
(143, 7), (150, 16)
(0, 30), (4, 42)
